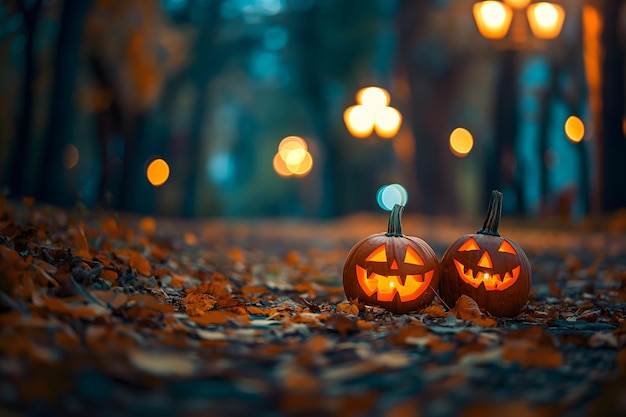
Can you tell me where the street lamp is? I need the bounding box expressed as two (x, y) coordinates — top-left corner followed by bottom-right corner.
(473, 0), (565, 46)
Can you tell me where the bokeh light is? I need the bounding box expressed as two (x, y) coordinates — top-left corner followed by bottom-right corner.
(62, 144), (80, 170)
(473, 1), (512, 39)
(288, 151), (313, 176)
(527, 2), (564, 39)
(356, 86), (390, 108)
(377, 184), (408, 211)
(374, 106), (402, 138)
(343, 105), (375, 138)
(564, 116), (585, 143)
(273, 136), (314, 177)
(284, 148), (307, 166)
(530, 2), (559, 29)
(278, 136), (308, 157)
(449, 128), (474, 157)
(273, 153), (292, 177)
(345, 87), (403, 139)
(146, 158), (170, 186)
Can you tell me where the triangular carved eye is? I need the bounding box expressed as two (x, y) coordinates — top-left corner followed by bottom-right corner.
(404, 245), (424, 265)
(458, 237), (480, 251)
(498, 240), (517, 255)
(477, 251), (493, 268)
(365, 244), (387, 262)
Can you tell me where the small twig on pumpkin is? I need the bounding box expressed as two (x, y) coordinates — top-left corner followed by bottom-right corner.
(429, 285), (452, 311)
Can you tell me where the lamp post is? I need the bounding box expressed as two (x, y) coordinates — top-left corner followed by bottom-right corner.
(472, 0), (565, 214)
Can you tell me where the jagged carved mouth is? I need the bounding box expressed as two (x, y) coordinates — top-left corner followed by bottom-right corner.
(355, 265), (434, 302)
(453, 259), (520, 291)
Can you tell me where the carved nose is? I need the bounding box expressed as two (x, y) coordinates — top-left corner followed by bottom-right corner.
(390, 259), (399, 269)
(478, 251), (493, 269)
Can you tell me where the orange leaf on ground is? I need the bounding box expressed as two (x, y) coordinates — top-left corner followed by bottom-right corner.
(246, 306), (266, 315)
(503, 342), (564, 368)
(450, 295), (498, 327)
(189, 310), (240, 326)
(93, 290), (128, 310)
(284, 250), (299, 266)
(99, 269), (118, 282)
(419, 304), (448, 318)
(74, 222), (91, 259)
(129, 250), (151, 276)
(241, 285), (269, 295)
(42, 295), (110, 319)
(227, 247), (245, 262)
(451, 295), (483, 320)
(138, 217), (156, 235)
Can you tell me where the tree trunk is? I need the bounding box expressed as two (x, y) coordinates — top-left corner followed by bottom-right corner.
(537, 60), (559, 213)
(489, 50), (525, 214)
(296, 5), (339, 218)
(37, 0), (93, 206)
(599, 0), (626, 211)
(180, 0), (224, 218)
(8, 0), (43, 198)
(397, 0), (464, 216)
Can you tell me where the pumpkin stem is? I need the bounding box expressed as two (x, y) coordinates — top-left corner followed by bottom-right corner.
(477, 190), (502, 237)
(386, 204), (404, 237)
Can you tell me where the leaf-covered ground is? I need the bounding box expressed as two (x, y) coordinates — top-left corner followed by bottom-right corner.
(1, 198), (626, 417)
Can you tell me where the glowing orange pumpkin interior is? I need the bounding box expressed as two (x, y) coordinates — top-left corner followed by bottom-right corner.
(356, 244), (434, 302)
(453, 237), (520, 291)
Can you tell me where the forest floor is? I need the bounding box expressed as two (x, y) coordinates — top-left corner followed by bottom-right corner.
(1, 197), (626, 417)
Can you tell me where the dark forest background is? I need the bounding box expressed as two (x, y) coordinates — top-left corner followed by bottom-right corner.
(0, 0), (625, 219)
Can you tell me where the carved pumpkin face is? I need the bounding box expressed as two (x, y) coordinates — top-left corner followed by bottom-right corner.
(355, 242), (435, 302)
(439, 191), (532, 317)
(343, 205), (440, 314)
(452, 236), (521, 291)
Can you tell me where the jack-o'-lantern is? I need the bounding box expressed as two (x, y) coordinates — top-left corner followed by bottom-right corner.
(343, 204), (440, 314)
(440, 190), (531, 317)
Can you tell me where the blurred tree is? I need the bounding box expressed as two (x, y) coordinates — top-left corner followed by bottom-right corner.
(597, 0), (626, 211)
(36, 0), (92, 206)
(178, 0), (255, 217)
(535, 10), (590, 217)
(7, 0), (43, 199)
(583, 0), (626, 213)
(290, 0), (383, 216)
(80, 0), (176, 211)
(397, 0), (468, 216)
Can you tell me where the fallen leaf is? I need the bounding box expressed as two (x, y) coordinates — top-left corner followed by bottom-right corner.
(451, 295), (483, 320)
(73, 222), (91, 259)
(128, 349), (198, 377)
(129, 250), (151, 276)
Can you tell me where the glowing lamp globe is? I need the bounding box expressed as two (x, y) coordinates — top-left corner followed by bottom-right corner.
(473, 1), (513, 39)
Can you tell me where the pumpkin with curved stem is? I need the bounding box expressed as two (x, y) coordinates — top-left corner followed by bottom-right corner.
(439, 190), (531, 317)
(342, 204), (440, 314)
